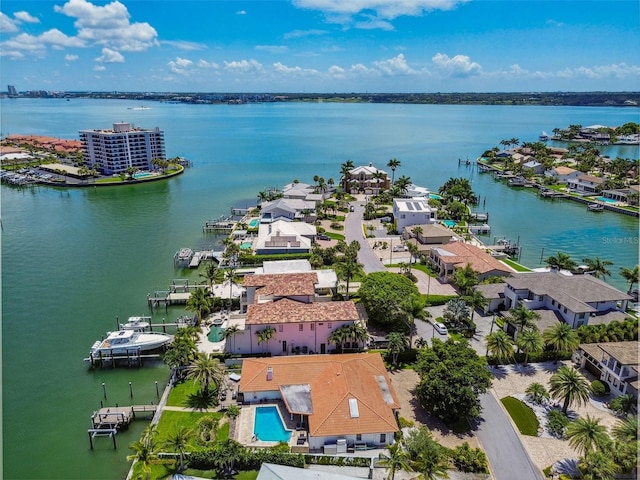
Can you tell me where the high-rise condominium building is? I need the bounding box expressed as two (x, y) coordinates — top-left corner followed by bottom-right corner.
(79, 122), (166, 175)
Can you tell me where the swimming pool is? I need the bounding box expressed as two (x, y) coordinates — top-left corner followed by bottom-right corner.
(240, 241), (253, 250)
(133, 172), (154, 179)
(429, 193), (443, 200)
(248, 219), (260, 228)
(254, 406), (291, 442)
(442, 220), (457, 228)
(208, 325), (225, 342)
(594, 196), (617, 204)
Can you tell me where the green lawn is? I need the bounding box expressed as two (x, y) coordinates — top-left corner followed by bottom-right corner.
(166, 379), (201, 407)
(326, 232), (345, 241)
(501, 258), (531, 272)
(156, 410), (226, 443)
(501, 396), (539, 436)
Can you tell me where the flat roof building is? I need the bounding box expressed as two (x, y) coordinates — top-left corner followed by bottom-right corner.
(79, 122), (165, 175)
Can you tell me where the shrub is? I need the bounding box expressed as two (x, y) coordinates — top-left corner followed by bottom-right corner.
(450, 442), (489, 473)
(398, 416), (415, 428)
(546, 409), (569, 438)
(590, 380), (609, 396)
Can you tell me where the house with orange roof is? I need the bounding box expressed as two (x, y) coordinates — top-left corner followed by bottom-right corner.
(567, 173), (604, 194)
(230, 268), (364, 356)
(429, 241), (512, 282)
(239, 353), (400, 450)
(544, 166), (581, 184)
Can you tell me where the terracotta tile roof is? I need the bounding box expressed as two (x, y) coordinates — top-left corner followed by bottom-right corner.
(246, 299), (359, 325)
(243, 273), (318, 299)
(239, 353), (400, 437)
(435, 242), (512, 275)
(580, 341), (639, 367)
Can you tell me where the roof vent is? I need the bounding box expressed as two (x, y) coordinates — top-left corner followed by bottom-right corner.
(349, 398), (359, 418)
(266, 366), (273, 381)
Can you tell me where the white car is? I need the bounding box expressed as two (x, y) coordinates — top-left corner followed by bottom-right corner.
(433, 322), (448, 335)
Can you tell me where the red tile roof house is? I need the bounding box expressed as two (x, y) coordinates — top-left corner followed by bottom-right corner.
(239, 353), (400, 452)
(429, 241), (513, 282)
(229, 272), (365, 356)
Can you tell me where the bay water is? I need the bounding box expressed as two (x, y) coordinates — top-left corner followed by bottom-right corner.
(1, 99), (638, 479)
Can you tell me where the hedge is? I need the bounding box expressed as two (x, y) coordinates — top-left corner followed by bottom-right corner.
(486, 350), (572, 366)
(239, 253), (311, 265)
(304, 455), (370, 467)
(424, 294), (458, 306)
(188, 448), (305, 471)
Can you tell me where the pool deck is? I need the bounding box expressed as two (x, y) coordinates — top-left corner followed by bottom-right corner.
(196, 309), (246, 354)
(235, 401), (308, 450)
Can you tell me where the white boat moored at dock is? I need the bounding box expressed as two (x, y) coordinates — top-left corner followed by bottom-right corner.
(89, 329), (172, 357)
(119, 316), (151, 331)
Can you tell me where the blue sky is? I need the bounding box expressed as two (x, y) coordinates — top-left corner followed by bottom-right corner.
(1, 0), (639, 92)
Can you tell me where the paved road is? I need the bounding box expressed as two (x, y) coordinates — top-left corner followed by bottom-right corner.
(345, 201), (386, 273)
(475, 392), (545, 480)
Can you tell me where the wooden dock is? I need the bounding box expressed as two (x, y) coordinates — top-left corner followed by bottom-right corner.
(88, 404), (157, 449)
(203, 216), (236, 233)
(85, 348), (164, 368)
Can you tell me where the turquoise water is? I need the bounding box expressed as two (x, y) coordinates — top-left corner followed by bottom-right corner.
(208, 326), (225, 342)
(442, 220), (457, 227)
(595, 196), (618, 204)
(429, 193), (443, 200)
(240, 241), (253, 250)
(133, 172), (154, 179)
(1, 98), (638, 479)
(248, 219), (260, 228)
(254, 406), (291, 442)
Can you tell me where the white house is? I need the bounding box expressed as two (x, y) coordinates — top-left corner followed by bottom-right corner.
(260, 198), (316, 223)
(239, 353), (400, 451)
(503, 271), (632, 328)
(403, 183), (431, 198)
(577, 342), (639, 399)
(347, 164), (390, 195)
(544, 166), (581, 184)
(522, 160), (545, 175)
(254, 221), (316, 255)
(392, 197), (437, 232)
(567, 174), (604, 194)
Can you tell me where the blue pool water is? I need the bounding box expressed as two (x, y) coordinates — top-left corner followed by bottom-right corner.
(429, 193), (443, 200)
(254, 406), (291, 442)
(133, 172), (154, 179)
(208, 326), (225, 342)
(594, 196), (618, 204)
(442, 219), (457, 228)
(240, 241), (253, 250)
(248, 219), (260, 228)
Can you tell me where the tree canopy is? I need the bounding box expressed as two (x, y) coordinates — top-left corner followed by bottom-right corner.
(415, 338), (492, 424)
(358, 271), (421, 330)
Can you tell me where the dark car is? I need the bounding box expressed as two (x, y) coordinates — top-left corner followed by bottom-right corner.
(317, 234), (330, 241)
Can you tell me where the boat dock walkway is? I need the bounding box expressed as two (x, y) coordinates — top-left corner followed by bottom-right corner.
(88, 404), (157, 449)
(189, 250), (223, 268)
(203, 216), (236, 233)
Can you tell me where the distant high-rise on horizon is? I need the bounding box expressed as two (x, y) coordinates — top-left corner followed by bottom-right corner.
(79, 122), (166, 175)
(7, 85), (18, 97)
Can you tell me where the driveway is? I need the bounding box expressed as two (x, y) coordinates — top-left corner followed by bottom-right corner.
(344, 201), (385, 273)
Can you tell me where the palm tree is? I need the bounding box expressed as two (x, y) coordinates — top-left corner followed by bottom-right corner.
(612, 415), (638, 443)
(516, 330), (544, 364)
(387, 332), (410, 366)
(221, 324), (241, 353)
(485, 330), (514, 364)
(334, 256), (362, 300)
(126, 439), (159, 480)
(186, 287), (213, 325)
(255, 326), (275, 353)
(549, 366), (590, 414)
(199, 262), (222, 291)
(328, 326), (350, 353)
(608, 393), (636, 415)
(411, 225), (423, 239)
(566, 415), (610, 456)
(348, 323), (370, 350)
(543, 322), (580, 359)
(509, 305), (541, 338)
(379, 441), (413, 480)
(187, 353), (226, 397)
(163, 426), (193, 473)
(619, 265), (639, 293)
(462, 289), (487, 323)
(525, 382), (550, 405)
(395, 175), (411, 195)
(582, 256), (613, 280)
(545, 251), (578, 271)
(578, 450), (621, 480)
(452, 263), (478, 296)
(411, 445), (449, 480)
(224, 267), (239, 312)
(340, 159), (354, 191)
(214, 439), (244, 476)
(387, 158), (401, 185)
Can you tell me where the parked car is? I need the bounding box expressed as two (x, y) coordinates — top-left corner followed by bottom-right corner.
(433, 322), (448, 335)
(379, 216), (392, 223)
(392, 244), (408, 252)
(349, 205), (355, 212)
(317, 234), (330, 241)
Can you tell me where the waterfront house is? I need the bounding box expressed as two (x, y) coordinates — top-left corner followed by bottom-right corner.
(403, 183), (431, 198)
(544, 166), (581, 184)
(522, 160), (545, 175)
(393, 197), (437, 232)
(502, 271), (632, 328)
(347, 164), (390, 195)
(602, 184), (640, 204)
(474, 283), (506, 313)
(254, 220), (316, 255)
(402, 223), (456, 252)
(429, 241), (512, 282)
(239, 353), (400, 451)
(260, 198), (317, 223)
(282, 182), (329, 204)
(567, 174), (604, 194)
(577, 341), (638, 401)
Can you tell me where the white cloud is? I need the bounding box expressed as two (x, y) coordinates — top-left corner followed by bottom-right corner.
(0, 12), (19, 32)
(373, 53), (417, 75)
(545, 19), (564, 28)
(283, 29), (328, 39)
(1, 29), (84, 58)
(65, 54), (79, 61)
(256, 45), (288, 54)
(95, 47), (124, 63)
(236, 10), (247, 15)
(54, 0), (158, 52)
(223, 59), (264, 73)
(41, 28), (86, 48)
(14, 11), (40, 23)
(557, 63), (640, 79)
(354, 14), (394, 31)
(197, 59), (219, 69)
(431, 52), (481, 77)
(161, 40), (207, 51)
(273, 62), (320, 76)
(293, 0), (466, 21)
(93, 64), (105, 71)
(168, 56), (193, 74)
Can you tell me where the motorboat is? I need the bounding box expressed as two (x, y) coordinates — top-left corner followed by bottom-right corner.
(174, 247), (194, 267)
(588, 203), (605, 212)
(89, 329), (172, 356)
(119, 316), (151, 332)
